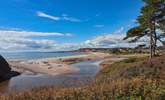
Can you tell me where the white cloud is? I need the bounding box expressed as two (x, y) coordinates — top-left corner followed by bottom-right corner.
(0, 30), (73, 51)
(1, 38), (56, 50)
(49, 33), (149, 51)
(37, 11), (81, 22)
(53, 43), (82, 51)
(37, 11), (60, 21)
(0, 30), (73, 37)
(84, 34), (149, 48)
(0, 20), (151, 52)
(114, 27), (124, 34)
(82, 22), (150, 48)
(63, 16), (81, 22)
(0, 30), (149, 51)
(62, 13), (81, 22)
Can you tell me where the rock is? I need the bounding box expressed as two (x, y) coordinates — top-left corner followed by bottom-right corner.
(0, 55), (20, 82)
(0, 55), (11, 77)
(2, 71), (20, 80)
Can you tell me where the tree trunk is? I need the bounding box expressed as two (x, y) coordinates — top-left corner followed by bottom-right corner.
(153, 21), (157, 56)
(153, 33), (157, 56)
(150, 32), (154, 59)
(150, 19), (157, 58)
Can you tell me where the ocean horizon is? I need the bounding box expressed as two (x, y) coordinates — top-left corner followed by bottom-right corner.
(0, 51), (86, 60)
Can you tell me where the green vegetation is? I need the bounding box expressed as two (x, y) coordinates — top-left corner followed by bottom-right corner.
(1, 55), (165, 100)
(124, 0), (165, 58)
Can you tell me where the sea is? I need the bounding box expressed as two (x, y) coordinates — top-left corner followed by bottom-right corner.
(0, 51), (86, 60)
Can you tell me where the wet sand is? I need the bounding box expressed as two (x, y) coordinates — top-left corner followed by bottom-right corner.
(0, 59), (104, 94)
(9, 52), (110, 76)
(0, 52), (126, 94)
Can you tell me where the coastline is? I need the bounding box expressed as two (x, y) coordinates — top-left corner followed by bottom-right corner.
(9, 52), (111, 76)
(0, 52), (141, 94)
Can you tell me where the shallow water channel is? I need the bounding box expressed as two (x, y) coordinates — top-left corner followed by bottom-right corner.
(0, 58), (126, 94)
(0, 60), (101, 94)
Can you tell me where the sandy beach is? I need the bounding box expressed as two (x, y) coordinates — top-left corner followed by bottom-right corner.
(9, 52), (111, 76)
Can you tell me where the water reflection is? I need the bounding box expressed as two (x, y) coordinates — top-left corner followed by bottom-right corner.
(0, 58), (126, 94)
(0, 60), (99, 94)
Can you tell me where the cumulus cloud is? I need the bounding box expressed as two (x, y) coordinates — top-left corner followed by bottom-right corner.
(84, 34), (149, 48)
(50, 33), (149, 51)
(83, 23), (149, 48)
(0, 30), (73, 37)
(0, 20), (150, 52)
(83, 22), (149, 48)
(53, 33), (149, 51)
(0, 30), (149, 51)
(37, 11), (82, 22)
(0, 30), (73, 51)
(1, 38), (55, 50)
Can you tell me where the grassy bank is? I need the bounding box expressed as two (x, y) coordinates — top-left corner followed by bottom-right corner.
(1, 55), (165, 100)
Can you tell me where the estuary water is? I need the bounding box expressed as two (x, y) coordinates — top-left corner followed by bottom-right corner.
(0, 51), (126, 94)
(0, 60), (101, 94)
(0, 51), (100, 94)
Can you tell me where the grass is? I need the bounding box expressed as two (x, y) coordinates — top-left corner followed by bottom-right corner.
(97, 56), (147, 82)
(1, 54), (165, 100)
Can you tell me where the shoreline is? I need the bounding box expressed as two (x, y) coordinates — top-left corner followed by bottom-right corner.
(9, 52), (111, 76)
(0, 52), (137, 94)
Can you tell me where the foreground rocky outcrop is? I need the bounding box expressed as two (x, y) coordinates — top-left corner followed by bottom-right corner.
(0, 55), (20, 82)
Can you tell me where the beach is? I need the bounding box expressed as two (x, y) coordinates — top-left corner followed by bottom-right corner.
(9, 52), (111, 76)
(0, 52), (129, 94)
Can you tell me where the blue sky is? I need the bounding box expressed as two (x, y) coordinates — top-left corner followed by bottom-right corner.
(0, 0), (145, 51)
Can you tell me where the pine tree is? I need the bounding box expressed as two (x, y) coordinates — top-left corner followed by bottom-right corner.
(124, 0), (165, 58)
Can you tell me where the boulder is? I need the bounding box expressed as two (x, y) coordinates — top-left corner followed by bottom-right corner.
(3, 71), (20, 80)
(0, 55), (20, 82)
(0, 55), (11, 77)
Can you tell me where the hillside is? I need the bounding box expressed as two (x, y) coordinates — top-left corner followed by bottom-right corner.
(72, 47), (150, 54)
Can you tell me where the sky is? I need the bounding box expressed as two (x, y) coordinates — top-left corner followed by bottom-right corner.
(0, 0), (146, 51)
